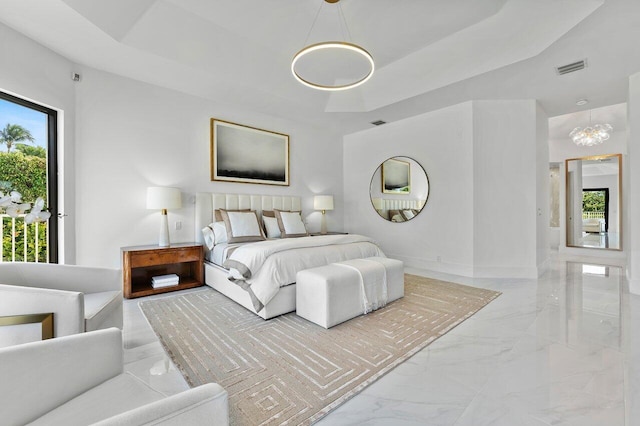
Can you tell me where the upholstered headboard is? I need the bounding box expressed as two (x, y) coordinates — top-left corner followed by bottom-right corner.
(194, 193), (302, 245)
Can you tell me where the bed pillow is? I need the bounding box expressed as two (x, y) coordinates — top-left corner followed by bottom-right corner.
(401, 209), (416, 220)
(263, 216), (282, 238)
(274, 210), (308, 238)
(202, 226), (215, 250)
(220, 210), (266, 243)
(201, 221), (228, 249)
(214, 208), (250, 222)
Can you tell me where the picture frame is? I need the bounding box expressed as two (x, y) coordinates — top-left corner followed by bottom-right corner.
(382, 158), (411, 194)
(210, 118), (289, 186)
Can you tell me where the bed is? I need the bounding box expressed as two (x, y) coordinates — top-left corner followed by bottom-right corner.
(194, 193), (385, 319)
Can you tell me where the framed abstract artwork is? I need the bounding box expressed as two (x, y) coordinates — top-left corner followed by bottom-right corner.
(210, 118), (289, 186)
(382, 158), (410, 194)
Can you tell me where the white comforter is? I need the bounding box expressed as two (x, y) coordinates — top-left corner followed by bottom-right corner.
(223, 234), (384, 309)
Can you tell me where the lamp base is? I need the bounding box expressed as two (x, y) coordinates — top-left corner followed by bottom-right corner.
(159, 211), (170, 247)
(320, 212), (327, 235)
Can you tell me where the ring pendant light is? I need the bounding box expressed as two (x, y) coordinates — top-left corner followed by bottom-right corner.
(292, 0), (374, 91)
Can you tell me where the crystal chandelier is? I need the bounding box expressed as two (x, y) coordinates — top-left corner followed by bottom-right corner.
(569, 110), (613, 146)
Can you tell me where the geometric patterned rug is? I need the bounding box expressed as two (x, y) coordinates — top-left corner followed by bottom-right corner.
(139, 274), (500, 425)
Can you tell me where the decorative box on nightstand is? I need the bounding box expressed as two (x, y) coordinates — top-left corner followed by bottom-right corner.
(121, 243), (204, 299)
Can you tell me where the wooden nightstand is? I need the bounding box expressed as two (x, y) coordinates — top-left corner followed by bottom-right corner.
(121, 243), (204, 299)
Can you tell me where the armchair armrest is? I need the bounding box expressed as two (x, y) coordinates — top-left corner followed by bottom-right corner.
(93, 383), (229, 426)
(0, 328), (123, 426)
(14, 263), (122, 293)
(0, 284), (84, 337)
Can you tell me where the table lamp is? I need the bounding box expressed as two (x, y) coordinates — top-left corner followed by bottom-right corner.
(314, 195), (334, 235)
(147, 187), (182, 247)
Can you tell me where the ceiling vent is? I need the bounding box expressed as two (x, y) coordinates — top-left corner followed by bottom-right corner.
(371, 120), (386, 126)
(556, 59), (587, 75)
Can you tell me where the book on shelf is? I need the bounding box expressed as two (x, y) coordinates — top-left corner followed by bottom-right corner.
(151, 274), (179, 288)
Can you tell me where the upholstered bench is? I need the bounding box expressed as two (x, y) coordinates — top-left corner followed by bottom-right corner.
(296, 257), (404, 328)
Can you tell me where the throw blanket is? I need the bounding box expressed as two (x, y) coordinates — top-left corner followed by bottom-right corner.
(335, 258), (389, 314)
(222, 234), (384, 311)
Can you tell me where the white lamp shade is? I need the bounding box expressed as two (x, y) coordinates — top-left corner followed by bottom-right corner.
(146, 187), (182, 210)
(314, 195), (334, 211)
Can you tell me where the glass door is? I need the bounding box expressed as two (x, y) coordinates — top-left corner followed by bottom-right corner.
(0, 91), (58, 262)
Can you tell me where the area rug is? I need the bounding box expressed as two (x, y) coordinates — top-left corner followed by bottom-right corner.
(139, 274), (500, 425)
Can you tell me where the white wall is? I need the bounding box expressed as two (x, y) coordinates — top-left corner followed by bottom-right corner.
(344, 102), (475, 276)
(74, 66), (344, 268)
(472, 100), (541, 278)
(536, 103), (550, 270)
(344, 100), (545, 278)
(628, 72), (640, 294)
(0, 22), (77, 263)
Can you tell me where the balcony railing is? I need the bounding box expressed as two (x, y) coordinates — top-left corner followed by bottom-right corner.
(0, 214), (48, 263)
(583, 211), (605, 220)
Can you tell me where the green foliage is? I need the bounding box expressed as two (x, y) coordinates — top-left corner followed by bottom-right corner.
(0, 123), (35, 153)
(583, 190), (605, 212)
(0, 152), (47, 202)
(15, 143), (46, 158)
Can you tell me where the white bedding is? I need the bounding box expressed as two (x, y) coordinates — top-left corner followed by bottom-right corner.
(222, 234), (384, 310)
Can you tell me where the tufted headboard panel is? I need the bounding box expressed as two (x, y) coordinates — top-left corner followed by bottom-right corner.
(195, 193), (302, 244)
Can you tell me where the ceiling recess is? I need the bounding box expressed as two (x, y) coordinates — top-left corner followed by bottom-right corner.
(556, 59), (587, 75)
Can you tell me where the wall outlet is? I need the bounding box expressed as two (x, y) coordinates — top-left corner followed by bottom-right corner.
(175, 221), (182, 230)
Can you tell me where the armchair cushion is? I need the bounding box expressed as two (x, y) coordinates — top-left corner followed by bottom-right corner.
(0, 328), (229, 426)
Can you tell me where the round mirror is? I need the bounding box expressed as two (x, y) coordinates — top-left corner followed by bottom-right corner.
(369, 156), (429, 222)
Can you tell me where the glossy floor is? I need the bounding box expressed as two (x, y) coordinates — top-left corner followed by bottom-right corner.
(123, 256), (637, 425)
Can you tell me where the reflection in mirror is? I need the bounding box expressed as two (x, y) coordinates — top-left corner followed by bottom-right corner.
(370, 156), (429, 222)
(566, 154), (621, 250)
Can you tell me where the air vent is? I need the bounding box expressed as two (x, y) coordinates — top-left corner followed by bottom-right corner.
(371, 120), (386, 126)
(556, 59), (587, 75)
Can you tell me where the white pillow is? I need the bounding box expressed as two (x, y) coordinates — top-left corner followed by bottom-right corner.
(212, 221), (228, 244)
(220, 210), (265, 243)
(402, 209), (415, 220)
(202, 226), (215, 250)
(202, 221), (228, 249)
(263, 216), (281, 238)
(276, 211), (307, 237)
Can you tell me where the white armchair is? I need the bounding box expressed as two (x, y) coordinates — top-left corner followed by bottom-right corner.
(0, 262), (123, 340)
(0, 328), (229, 425)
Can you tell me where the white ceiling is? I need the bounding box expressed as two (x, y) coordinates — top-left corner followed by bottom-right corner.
(1, 0), (639, 135)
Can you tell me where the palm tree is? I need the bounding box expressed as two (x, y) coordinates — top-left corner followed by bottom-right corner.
(0, 124), (35, 153)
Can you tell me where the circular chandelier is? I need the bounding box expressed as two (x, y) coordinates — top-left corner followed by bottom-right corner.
(569, 110), (613, 146)
(292, 0), (374, 91)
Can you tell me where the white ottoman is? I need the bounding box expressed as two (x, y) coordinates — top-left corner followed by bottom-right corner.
(296, 257), (404, 328)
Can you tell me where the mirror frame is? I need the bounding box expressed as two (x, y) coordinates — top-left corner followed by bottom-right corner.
(369, 156), (430, 223)
(565, 153), (622, 251)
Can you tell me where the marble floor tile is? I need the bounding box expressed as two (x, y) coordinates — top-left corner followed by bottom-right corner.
(123, 256), (635, 425)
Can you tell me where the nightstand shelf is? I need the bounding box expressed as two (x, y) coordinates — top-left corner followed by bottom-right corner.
(121, 243), (204, 299)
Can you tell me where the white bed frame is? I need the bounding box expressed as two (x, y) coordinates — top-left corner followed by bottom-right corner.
(194, 193), (302, 319)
